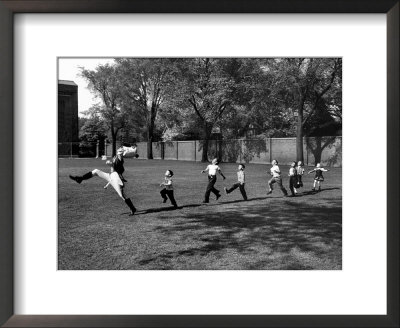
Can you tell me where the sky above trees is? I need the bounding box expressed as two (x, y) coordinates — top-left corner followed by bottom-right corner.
(58, 58), (114, 116)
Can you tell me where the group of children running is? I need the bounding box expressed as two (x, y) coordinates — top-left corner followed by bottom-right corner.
(267, 159), (329, 197)
(161, 158), (329, 207)
(69, 146), (329, 216)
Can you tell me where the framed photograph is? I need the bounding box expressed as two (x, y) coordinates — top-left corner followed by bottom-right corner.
(0, 1), (398, 327)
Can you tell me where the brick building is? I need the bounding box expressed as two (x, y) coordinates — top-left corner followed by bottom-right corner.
(58, 80), (79, 156)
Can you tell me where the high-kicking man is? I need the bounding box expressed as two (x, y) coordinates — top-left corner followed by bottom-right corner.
(69, 146), (138, 215)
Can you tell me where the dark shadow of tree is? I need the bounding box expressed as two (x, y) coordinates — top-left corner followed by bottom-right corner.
(221, 140), (241, 163)
(242, 139), (267, 163)
(219, 139), (267, 163)
(306, 136), (341, 166)
(195, 139), (217, 162)
(138, 199), (342, 269)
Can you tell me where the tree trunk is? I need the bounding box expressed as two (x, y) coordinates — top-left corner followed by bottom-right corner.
(111, 131), (117, 157)
(296, 105), (304, 163)
(147, 139), (153, 159)
(201, 139), (209, 162)
(147, 106), (157, 159)
(201, 124), (212, 162)
(147, 122), (154, 159)
(313, 137), (322, 165)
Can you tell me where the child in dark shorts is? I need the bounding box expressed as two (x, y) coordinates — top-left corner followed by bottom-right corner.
(308, 163), (329, 191)
(160, 169), (178, 208)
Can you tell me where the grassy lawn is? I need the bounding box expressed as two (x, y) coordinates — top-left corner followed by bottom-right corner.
(58, 158), (342, 270)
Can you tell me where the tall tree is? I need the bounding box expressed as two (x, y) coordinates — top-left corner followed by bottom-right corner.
(267, 58), (342, 162)
(80, 63), (126, 156)
(116, 58), (177, 159)
(175, 58), (235, 161)
(79, 106), (108, 143)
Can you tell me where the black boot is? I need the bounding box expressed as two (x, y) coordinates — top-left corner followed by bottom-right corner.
(125, 198), (136, 215)
(69, 171), (93, 184)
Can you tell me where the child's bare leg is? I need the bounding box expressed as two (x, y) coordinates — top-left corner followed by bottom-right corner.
(267, 178), (274, 194)
(312, 180), (317, 190)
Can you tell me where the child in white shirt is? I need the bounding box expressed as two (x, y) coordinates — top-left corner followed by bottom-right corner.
(267, 159), (288, 196)
(288, 161), (298, 197)
(201, 158), (226, 203)
(160, 169), (178, 208)
(224, 164), (247, 200)
(296, 161), (305, 189)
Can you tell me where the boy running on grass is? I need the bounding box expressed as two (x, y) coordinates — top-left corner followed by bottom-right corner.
(288, 161), (298, 197)
(69, 146), (137, 215)
(201, 158), (226, 203)
(267, 159), (288, 197)
(224, 164), (248, 201)
(296, 161), (305, 190)
(160, 169), (178, 209)
(308, 163), (329, 191)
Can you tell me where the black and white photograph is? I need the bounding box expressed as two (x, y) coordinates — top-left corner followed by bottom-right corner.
(1, 3), (396, 324)
(58, 57), (342, 270)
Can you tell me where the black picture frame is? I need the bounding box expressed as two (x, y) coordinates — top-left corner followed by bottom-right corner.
(0, 1), (398, 327)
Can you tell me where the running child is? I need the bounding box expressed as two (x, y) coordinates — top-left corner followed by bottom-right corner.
(288, 161), (297, 197)
(224, 164), (248, 201)
(160, 169), (178, 209)
(308, 163), (330, 191)
(69, 146), (137, 215)
(296, 161), (305, 190)
(201, 158), (226, 203)
(267, 159), (288, 196)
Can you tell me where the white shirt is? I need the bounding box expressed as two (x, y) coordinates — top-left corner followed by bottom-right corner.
(289, 167), (296, 176)
(237, 170), (245, 183)
(296, 166), (305, 175)
(163, 177), (173, 190)
(270, 165), (281, 178)
(205, 164), (220, 176)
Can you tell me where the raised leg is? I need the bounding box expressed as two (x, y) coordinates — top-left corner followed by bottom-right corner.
(69, 171), (94, 184)
(160, 189), (168, 203)
(226, 183), (239, 194)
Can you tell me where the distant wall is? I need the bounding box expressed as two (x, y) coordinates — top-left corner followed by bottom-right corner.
(178, 141), (196, 161)
(58, 81), (79, 156)
(102, 137), (342, 167)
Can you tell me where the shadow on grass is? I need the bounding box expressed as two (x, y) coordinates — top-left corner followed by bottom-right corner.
(136, 206), (181, 214)
(287, 187), (341, 197)
(138, 199), (342, 269)
(126, 197), (270, 215)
